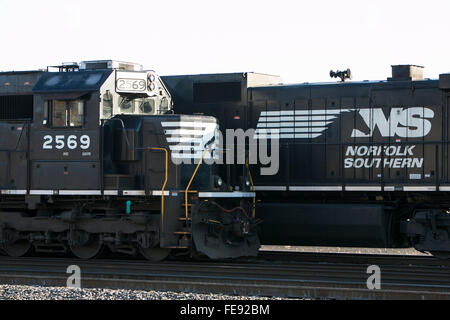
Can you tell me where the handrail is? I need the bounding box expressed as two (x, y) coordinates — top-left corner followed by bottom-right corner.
(149, 148), (169, 221)
(184, 149), (209, 220)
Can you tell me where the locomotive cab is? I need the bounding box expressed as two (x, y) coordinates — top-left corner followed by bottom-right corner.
(29, 61), (173, 191)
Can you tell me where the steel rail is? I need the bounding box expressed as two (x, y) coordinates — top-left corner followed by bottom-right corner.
(0, 254), (450, 300)
(257, 251), (450, 267)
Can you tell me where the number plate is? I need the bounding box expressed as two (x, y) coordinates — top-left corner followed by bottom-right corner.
(116, 78), (147, 93)
(42, 135), (91, 150)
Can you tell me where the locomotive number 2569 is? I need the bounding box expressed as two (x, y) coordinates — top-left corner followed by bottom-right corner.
(42, 135), (91, 150)
(117, 79), (146, 92)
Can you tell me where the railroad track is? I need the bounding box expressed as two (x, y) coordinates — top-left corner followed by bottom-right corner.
(257, 250), (450, 267)
(0, 252), (449, 300)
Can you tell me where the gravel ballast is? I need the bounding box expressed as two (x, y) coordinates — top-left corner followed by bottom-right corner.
(0, 284), (289, 300)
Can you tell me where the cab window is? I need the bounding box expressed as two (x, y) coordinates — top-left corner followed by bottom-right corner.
(49, 99), (84, 127)
(119, 96), (134, 113)
(136, 97), (155, 114)
(102, 91), (113, 119)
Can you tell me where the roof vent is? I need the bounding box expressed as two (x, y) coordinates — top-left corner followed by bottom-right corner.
(79, 60), (143, 71)
(47, 62), (79, 72)
(388, 65), (424, 81)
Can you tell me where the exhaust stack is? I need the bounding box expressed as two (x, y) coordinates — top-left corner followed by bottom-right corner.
(388, 65), (424, 81)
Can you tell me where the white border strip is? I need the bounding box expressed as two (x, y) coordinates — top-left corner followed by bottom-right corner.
(123, 190), (146, 196)
(1, 190), (27, 195)
(403, 186), (436, 192)
(253, 186), (287, 191)
(199, 192), (256, 198)
(152, 191), (170, 196)
(289, 186), (343, 191)
(345, 186), (382, 192)
(3, 185), (441, 196)
(103, 190), (119, 196)
(59, 190), (102, 196)
(4, 190), (173, 196)
(30, 190), (54, 195)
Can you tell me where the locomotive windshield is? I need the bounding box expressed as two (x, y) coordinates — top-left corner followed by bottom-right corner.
(119, 96), (155, 114)
(109, 94), (169, 117)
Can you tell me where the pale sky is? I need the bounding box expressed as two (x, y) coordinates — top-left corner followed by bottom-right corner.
(1, 0), (449, 83)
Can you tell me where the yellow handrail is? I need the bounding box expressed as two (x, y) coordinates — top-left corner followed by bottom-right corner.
(246, 159), (256, 218)
(150, 148), (168, 222)
(185, 149), (209, 220)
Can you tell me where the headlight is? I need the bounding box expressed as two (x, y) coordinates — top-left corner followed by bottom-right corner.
(245, 178), (251, 187)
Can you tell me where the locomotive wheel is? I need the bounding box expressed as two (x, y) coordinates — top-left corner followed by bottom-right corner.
(70, 236), (103, 260)
(139, 247), (171, 262)
(2, 240), (32, 257)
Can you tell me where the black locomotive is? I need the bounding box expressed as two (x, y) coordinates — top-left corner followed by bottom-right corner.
(3, 60), (450, 260)
(163, 65), (450, 258)
(0, 60), (258, 260)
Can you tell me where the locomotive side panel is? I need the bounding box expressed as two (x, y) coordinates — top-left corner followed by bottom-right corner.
(247, 80), (446, 247)
(250, 81), (444, 190)
(0, 71), (43, 191)
(29, 94), (101, 190)
(446, 95), (450, 185)
(163, 72), (281, 188)
(0, 123), (28, 190)
(28, 70), (112, 191)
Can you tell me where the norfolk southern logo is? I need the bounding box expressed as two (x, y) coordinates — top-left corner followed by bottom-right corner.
(351, 107), (434, 138)
(161, 120), (219, 162)
(254, 107), (435, 139)
(255, 109), (351, 139)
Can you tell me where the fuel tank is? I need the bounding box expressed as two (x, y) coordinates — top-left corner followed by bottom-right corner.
(256, 203), (391, 247)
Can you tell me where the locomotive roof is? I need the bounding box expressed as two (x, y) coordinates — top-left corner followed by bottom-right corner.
(0, 70), (44, 75)
(250, 78), (440, 91)
(33, 69), (113, 93)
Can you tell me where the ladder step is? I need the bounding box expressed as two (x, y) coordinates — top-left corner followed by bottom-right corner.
(174, 231), (192, 235)
(166, 246), (189, 249)
(179, 217), (192, 221)
(182, 204), (193, 207)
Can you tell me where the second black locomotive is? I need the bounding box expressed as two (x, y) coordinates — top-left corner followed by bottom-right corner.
(163, 65), (450, 258)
